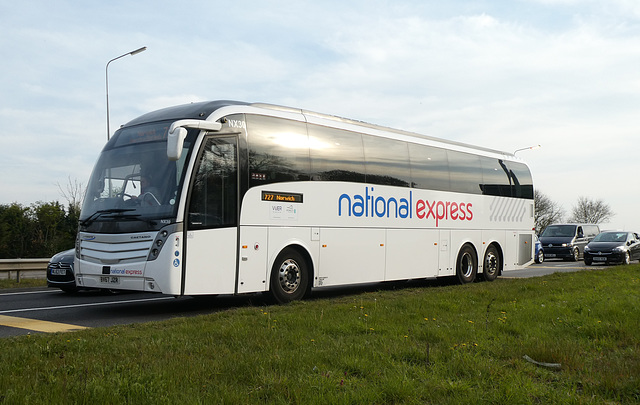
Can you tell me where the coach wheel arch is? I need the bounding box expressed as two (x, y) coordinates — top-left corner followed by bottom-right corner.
(455, 243), (478, 284)
(481, 243), (502, 282)
(269, 245), (314, 304)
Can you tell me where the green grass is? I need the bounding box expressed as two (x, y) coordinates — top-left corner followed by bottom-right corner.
(0, 277), (47, 289)
(1, 265), (639, 404)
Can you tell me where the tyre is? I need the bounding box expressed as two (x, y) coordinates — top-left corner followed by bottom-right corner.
(270, 248), (310, 304)
(623, 251), (630, 265)
(456, 244), (477, 284)
(584, 258), (592, 266)
(482, 245), (500, 282)
(535, 249), (544, 264)
(566, 247), (579, 262)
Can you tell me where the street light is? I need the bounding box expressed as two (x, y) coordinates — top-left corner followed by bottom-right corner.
(514, 144), (541, 155)
(105, 46), (147, 141)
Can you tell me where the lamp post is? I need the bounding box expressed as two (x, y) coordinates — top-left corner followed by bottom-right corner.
(514, 144), (541, 155)
(105, 46), (147, 141)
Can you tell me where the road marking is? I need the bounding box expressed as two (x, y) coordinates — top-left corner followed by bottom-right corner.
(0, 296), (175, 315)
(0, 289), (58, 297)
(0, 315), (88, 333)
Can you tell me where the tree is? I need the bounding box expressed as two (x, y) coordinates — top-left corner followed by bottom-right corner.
(534, 190), (564, 234)
(57, 176), (85, 214)
(0, 203), (33, 258)
(568, 196), (614, 224)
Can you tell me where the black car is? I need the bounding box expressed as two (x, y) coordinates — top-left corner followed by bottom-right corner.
(46, 249), (77, 292)
(583, 231), (640, 265)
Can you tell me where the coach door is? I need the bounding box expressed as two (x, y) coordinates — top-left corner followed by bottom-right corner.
(183, 135), (239, 295)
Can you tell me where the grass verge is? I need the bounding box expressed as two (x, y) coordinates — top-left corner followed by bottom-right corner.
(1, 265), (639, 404)
(0, 278), (47, 289)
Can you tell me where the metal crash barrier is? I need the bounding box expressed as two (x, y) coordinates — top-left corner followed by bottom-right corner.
(0, 259), (48, 282)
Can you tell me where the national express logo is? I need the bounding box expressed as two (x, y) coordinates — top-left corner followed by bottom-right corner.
(337, 187), (473, 227)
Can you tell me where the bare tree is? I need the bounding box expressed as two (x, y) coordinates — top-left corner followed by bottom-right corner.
(57, 176), (85, 213)
(568, 196), (614, 224)
(534, 190), (564, 234)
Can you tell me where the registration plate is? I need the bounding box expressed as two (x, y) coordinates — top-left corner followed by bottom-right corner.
(546, 254), (556, 258)
(593, 257), (607, 262)
(100, 276), (120, 284)
(51, 268), (67, 276)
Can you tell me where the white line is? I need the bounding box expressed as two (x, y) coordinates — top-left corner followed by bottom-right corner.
(0, 296), (175, 315)
(0, 289), (58, 297)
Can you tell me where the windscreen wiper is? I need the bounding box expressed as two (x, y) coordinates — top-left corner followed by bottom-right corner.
(108, 213), (158, 227)
(80, 208), (136, 227)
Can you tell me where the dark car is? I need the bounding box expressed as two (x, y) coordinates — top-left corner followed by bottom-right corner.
(534, 235), (544, 264)
(46, 249), (77, 292)
(538, 223), (600, 261)
(584, 231), (640, 265)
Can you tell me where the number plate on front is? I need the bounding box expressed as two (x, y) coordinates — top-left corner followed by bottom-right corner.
(593, 257), (607, 262)
(546, 254), (556, 258)
(100, 276), (120, 284)
(51, 268), (67, 276)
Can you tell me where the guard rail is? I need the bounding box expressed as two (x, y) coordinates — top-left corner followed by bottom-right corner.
(0, 258), (49, 282)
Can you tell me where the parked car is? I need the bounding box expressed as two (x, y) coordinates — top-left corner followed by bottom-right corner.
(538, 223), (600, 261)
(584, 231), (640, 265)
(534, 235), (544, 264)
(46, 249), (77, 293)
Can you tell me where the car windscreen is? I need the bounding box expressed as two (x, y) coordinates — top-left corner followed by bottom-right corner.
(540, 225), (576, 238)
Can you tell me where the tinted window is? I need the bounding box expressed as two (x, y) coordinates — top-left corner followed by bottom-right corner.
(447, 151), (482, 195)
(308, 125), (366, 183)
(246, 115), (310, 188)
(362, 135), (411, 187)
(408, 143), (450, 191)
(188, 136), (238, 229)
(480, 157), (512, 197)
(506, 162), (534, 199)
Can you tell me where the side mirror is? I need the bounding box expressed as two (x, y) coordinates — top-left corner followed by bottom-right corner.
(167, 127), (188, 161)
(167, 119), (223, 161)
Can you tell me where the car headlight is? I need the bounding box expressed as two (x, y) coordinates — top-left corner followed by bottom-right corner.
(613, 246), (626, 253)
(584, 246), (591, 252)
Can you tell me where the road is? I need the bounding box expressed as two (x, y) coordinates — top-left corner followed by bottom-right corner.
(0, 260), (610, 338)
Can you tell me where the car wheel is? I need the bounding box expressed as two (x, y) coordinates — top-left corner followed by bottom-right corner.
(535, 249), (544, 264)
(571, 247), (579, 262)
(270, 248), (310, 304)
(584, 259), (592, 266)
(456, 244), (477, 284)
(623, 251), (630, 265)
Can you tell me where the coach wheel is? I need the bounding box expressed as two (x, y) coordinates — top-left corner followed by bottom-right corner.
(482, 245), (500, 282)
(270, 248), (310, 304)
(456, 245), (477, 284)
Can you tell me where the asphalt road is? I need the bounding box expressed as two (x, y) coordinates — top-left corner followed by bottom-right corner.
(0, 260), (612, 338)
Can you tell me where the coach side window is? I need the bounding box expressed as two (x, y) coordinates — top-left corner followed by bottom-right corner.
(308, 125), (366, 183)
(506, 161), (534, 199)
(408, 143), (450, 192)
(447, 150), (482, 195)
(480, 157), (512, 197)
(246, 115), (310, 188)
(362, 135), (411, 187)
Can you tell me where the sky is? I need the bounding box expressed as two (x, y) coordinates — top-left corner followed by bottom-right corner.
(1, 0), (639, 231)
